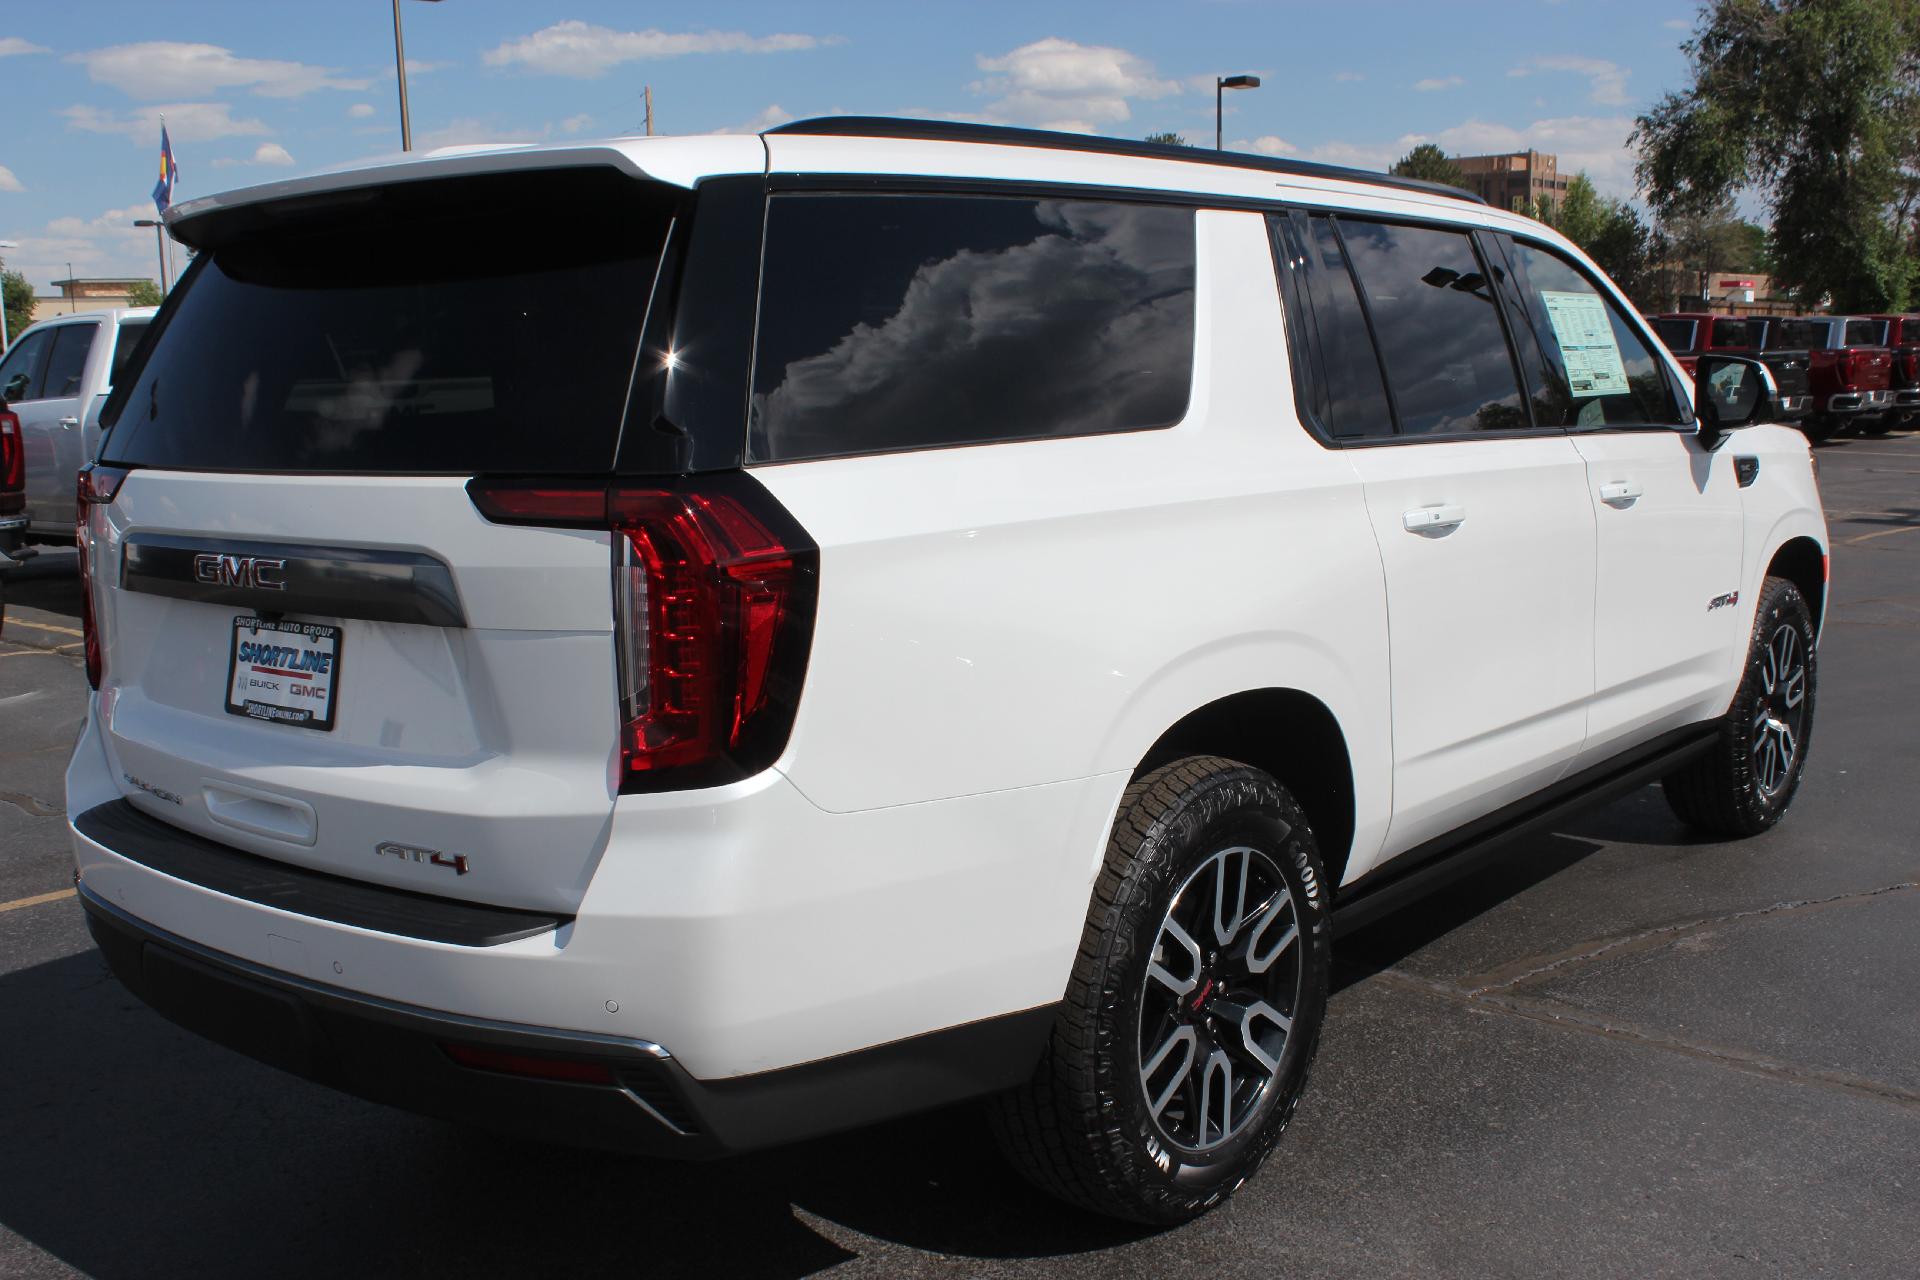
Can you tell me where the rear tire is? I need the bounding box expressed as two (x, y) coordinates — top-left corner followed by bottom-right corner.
(1859, 414), (1894, 436)
(1663, 575), (1817, 836)
(991, 756), (1331, 1224)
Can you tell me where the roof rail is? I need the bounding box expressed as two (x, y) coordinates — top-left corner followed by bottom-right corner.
(762, 116), (1487, 206)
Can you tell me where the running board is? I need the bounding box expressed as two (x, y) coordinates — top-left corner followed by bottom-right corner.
(1330, 723), (1719, 937)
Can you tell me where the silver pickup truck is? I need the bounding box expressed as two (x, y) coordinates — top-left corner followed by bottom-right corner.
(0, 306), (155, 548)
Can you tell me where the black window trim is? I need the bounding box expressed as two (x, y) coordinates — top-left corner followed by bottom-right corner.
(746, 182), (1202, 466)
(0, 322), (85, 405)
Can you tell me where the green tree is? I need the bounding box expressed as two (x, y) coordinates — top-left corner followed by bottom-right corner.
(1634, 0), (1920, 311)
(1, 269), (32, 346)
(1144, 131), (1190, 147)
(1390, 142), (1463, 186)
(125, 279), (163, 307)
(1530, 172), (1663, 307)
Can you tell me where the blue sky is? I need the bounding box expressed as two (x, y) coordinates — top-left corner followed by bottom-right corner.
(0, 0), (1700, 293)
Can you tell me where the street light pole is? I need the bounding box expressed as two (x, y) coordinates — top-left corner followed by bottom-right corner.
(134, 219), (168, 294)
(1215, 74), (1262, 151)
(392, 0), (444, 152)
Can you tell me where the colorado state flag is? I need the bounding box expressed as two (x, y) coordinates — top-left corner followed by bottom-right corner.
(152, 122), (178, 215)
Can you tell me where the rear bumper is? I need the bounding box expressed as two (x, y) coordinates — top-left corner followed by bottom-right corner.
(1775, 394), (1811, 419)
(1824, 389), (1893, 414)
(81, 883), (1056, 1157)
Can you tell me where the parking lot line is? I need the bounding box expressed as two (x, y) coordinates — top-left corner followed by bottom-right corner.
(1844, 523), (1920, 546)
(3, 619), (84, 639)
(0, 888), (75, 914)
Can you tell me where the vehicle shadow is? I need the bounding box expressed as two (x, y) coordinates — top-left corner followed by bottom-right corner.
(0, 945), (1150, 1280)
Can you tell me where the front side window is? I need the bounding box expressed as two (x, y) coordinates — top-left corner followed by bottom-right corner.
(0, 328), (53, 403)
(42, 324), (98, 400)
(1337, 219), (1528, 435)
(1506, 241), (1682, 427)
(748, 193), (1195, 462)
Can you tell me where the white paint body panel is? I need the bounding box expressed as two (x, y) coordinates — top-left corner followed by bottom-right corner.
(70, 128), (1828, 1082)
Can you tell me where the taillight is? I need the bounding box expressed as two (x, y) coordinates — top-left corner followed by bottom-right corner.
(468, 474), (817, 791)
(1838, 348), (1862, 384)
(76, 464), (129, 690)
(0, 409), (22, 513)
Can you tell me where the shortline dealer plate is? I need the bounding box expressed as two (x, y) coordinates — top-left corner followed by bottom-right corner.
(225, 616), (343, 731)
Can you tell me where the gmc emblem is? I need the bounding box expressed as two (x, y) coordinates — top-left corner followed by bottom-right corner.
(193, 552), (287, 590)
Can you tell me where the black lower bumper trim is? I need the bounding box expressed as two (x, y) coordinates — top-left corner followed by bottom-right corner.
(81, 887), (1057, 1157)
(75, 799), (567, 947)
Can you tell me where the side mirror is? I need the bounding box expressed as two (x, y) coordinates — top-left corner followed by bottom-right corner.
(1692, 354), (1777, 450)
(2, 374), (28, 402)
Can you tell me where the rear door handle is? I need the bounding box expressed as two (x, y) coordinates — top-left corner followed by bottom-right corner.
(1598, 481), (1643, 505)
(1402, 504), (1467, 534)
(58, 416), (79, 429)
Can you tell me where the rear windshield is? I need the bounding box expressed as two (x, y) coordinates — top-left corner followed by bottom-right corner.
(103, 169), (674, 474)
(1844, 319), (1884, 346)
(108, 320), (149, 387)
(1708, 319), (1753, 349)
(1651, 319), (1696, 351)
(1768, 320), (1823, 349)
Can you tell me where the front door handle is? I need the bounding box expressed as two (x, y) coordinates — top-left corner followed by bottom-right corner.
(58, 416), (80, 430)
(1402, 504), (1467, 534)
(1598, 480), (1644, 505)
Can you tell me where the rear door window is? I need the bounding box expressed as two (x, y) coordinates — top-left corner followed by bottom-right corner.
(42, 323), (98, 400)
(1504, 240), (1682, 427)
(108, 320), (150, 387)
(102, 169), (676, 474)
(748, 193), (1195, 462)
(1336, 219), (1528, 435)
(0, 328), (54, 403)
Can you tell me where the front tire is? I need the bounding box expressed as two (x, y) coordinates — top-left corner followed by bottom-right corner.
(1663, 575), (1817, 836)
(991, 756), (1331, 1224)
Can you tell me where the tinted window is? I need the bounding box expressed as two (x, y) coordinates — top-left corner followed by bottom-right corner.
(1272, 212), (1393, 439)
(1338, 219), (1527, 435)
(748, 194), (1194, 462)
(108, 320), (149, 387)
(1652, 319), (1697, 351)
(1844, 319), (1883, 346)
(0, 329), (53, 403)
(1507, 241), (1681, 427)
(1769, 320), (1824, 349)
(1708, 318), (1754, 349)
(103, 170), (675, 474)
(42, 324), (97, 400)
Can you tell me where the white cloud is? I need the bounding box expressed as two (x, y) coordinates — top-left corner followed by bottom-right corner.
(252, 142), (294, 166)
(347, 102), (376, 119)
(560, 112), (594, 134)
(1508, 55), (1631, 106)
(0, 165), (22, 192)
(484, 21), (838, 78)
(1239, 135), (1298, 156)
(12, 201), (170, 291)
(69, 41), (370, 99)
(1333, 70), (1364, 83)
(1281, 115), (1636, 195)
(715, 104), (793, 135)
(969, 37), (1180, 132)
(1413, 76), (1465, 92)
(0, 37), (49, 58)
(63, 101), (271, 144)
(411, 118), (546, 152)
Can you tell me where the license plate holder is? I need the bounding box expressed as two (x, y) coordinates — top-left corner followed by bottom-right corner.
(225, 617), (342, 731)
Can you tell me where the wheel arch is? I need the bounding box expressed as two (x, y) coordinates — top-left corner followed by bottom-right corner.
(1765, 535), (1827, 638)
(1134, 688), (1359, 891)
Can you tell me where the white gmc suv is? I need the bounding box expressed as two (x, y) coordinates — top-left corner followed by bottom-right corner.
(69, 119), (1826, 1224)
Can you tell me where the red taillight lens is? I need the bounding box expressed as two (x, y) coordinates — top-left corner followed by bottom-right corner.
(1839, 348), (1861, 383)
(441, 1042), (617, 1085)
(0, 411), (22, 512)
(76, 465), (129, 690)
(468, 475), (817, 790)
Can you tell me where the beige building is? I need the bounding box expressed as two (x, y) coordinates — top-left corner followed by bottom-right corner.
(32, 277), (155, 324)
(1453, 150), (1570, 215)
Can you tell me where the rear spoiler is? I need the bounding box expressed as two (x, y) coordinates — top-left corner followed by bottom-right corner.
(164, 136), (764, 251)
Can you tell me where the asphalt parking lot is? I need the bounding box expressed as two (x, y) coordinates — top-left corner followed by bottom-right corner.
(2, 433), (1917, 1279)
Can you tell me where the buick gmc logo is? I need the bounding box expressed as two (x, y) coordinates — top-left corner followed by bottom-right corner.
(193, 552), (287, 590)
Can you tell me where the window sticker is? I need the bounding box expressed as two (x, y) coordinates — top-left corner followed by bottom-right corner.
(1540, 290), (1631, 398)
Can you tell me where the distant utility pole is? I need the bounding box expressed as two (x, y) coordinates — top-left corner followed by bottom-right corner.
(392, 0), (443, 151)
(644, 85), (654, 137)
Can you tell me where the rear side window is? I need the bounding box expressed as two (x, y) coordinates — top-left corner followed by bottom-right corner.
(108, 320), (150, 387)
(1652, 319), (1697, 351)
(1505, 241), (1682, 427)
(748, 193), (1195, 462)
(1769, 320), (1823, 349)
(0, 327), (52, 402)
(1336, 219), (1528, 435)
(43, 324), (98, 399)
(1271, 211), (1394, 439)
(1844, 319), (1883, 346)
(103, 169), (676, 474)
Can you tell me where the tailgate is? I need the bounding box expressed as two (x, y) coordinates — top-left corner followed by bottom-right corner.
(94, 471), (617, 913)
